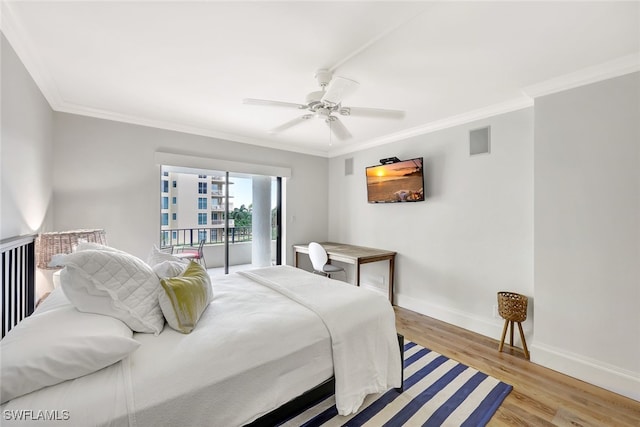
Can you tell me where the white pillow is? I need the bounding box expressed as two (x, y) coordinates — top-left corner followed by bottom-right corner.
(76, 241), (124, 253)
(60, 249), (165, 334)
(0, 306), (140, 404)
(146, 245), (188, 267)
(32, 287), (72, 316)
(152, 260), (188, 279)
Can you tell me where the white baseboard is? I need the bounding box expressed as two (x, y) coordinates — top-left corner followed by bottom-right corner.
(531, 342), (640, 402)
(396, 293), (532, 345)
(396, 293), (640, 402)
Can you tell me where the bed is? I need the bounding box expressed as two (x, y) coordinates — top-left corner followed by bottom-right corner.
(0, 239), (402, 426)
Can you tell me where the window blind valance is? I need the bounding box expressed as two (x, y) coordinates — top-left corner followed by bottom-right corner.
(154, 152), (292, 178)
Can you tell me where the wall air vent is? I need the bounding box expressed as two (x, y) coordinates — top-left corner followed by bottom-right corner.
(470, 126), (491, 156)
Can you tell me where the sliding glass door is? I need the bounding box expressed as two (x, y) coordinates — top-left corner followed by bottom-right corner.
(160, 166), (281, 275)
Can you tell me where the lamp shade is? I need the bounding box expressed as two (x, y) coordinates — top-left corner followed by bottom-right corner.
(36, 229), (107, 269)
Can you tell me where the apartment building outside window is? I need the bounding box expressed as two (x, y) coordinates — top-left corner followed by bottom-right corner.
(159, 166), (284, 272)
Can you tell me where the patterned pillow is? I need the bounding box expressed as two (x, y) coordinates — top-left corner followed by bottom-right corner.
(60, 249), (165, 334)
(159, 261), (212, 334)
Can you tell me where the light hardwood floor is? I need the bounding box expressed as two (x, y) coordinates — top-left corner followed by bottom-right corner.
(394, 307), (640, 426)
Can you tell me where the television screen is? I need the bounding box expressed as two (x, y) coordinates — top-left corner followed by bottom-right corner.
(366, 158), (424, 203)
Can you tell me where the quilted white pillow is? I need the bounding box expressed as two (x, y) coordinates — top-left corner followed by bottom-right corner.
(0, 304), (139, 404)
(76, 241), (124, 253)
(60, 249), (165, 334)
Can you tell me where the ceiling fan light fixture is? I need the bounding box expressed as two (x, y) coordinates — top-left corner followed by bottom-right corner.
(245, 69), (404, 141)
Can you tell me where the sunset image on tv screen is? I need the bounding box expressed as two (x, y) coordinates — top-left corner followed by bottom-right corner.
(366, 158), (424, 203)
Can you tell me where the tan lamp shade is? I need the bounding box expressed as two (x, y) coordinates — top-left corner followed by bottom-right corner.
(36, 229), (107, 269)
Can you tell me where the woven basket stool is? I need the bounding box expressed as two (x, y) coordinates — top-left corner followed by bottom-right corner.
(497, 291), (530, 359)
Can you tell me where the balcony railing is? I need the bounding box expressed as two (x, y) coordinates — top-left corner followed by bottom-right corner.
(161, 226), (266, 249)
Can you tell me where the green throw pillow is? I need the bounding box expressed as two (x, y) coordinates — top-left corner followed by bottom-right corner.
(159, 261), (212, 333)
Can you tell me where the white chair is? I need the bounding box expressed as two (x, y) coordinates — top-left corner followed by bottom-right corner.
(308, 242), (345, 280)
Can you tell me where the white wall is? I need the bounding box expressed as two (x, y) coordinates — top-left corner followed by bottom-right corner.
(328, 108), (534, 340)
(0, 33), (53, 240)
(51, 112), (328, 263)
(533, 72), (640, 400)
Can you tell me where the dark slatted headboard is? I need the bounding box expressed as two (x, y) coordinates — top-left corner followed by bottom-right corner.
(1, 234), (36, 338)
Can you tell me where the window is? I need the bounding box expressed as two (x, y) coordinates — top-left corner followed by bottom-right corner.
(159, 164), (285, 274)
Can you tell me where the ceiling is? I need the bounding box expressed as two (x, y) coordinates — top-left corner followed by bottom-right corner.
(2, 1), (639, 157)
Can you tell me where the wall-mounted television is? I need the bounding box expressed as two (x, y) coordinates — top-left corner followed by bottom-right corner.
(366, 157), (424, 203)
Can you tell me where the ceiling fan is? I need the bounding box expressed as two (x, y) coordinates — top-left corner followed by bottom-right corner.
(243, 69), (405, 141)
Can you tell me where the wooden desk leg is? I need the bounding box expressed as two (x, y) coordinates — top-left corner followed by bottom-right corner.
(355, 262), (361, 287)
(388, 256), (395, 305)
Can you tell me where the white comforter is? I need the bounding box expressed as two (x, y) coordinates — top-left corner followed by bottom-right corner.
(239, 266), (402, 415)
(2, 266), (400, 426)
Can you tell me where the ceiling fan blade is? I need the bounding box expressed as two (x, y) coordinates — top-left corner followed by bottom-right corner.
(243, 98), (307, 109)
(321, 76), (359, 106)
(326, 117), (352, 140)
(340, 106), (405, 119)
(268, 115), (312, 134)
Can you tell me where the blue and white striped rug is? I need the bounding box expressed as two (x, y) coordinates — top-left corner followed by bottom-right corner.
(282, 340), (512, 427)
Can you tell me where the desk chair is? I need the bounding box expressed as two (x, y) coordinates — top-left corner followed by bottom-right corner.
(174, 240), (206, 267)
(309, 242), (345, 280)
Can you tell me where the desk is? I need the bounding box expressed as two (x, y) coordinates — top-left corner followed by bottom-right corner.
(293, 242), (397, 304)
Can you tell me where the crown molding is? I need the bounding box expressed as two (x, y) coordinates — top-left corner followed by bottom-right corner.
(329, 54), (640, 158)
(1, 1), (63, 111)
(521, 53), (640, 99)
(55, 101), (330, 158)
(1, 2), (330, 158)
(328, 96), (534, 158)
(4, 1), (636, 160)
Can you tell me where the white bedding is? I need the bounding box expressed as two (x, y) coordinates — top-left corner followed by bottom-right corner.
(239, 266), (402, 415)
(1, 266), (400, 426)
